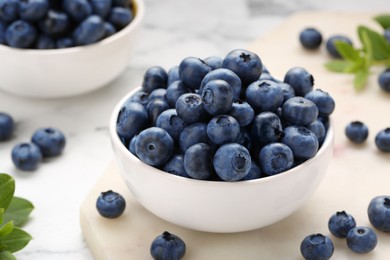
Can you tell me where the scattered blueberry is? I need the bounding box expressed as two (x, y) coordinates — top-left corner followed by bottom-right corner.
(11, 142), (42, 171)
(96, 190), (126, 218)
(0, 112), (14, 141)
(31, 127), (66, 157)
(300, 233), (334, 260)
(299, 27), (323, 50)
(328, 211), (356, 238)
(345, 121), (369, 144)
(326, 35), (353, 59)
(367, 195), (390, 232)
(150, 231), (186, 260)
(378, 68), (390, 93)
(375, 128), (390, 152)
(346, 226), (377, 253)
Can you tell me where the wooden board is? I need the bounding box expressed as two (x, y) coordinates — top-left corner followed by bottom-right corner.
(80, 11), (390, 259)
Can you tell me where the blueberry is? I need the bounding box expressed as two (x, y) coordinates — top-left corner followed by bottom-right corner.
(175, 93), (207, 124)
(234, 127), (252, 151)
(156, 109), (187, 142)
(11, 143), (42, 171)
(142, 66), (168, 93)
(35, 34), (55, 49)
(146, 98), (169, 125)
(179, 57), (211, 90)
(91, 0), (112, 19)
(378, 68), (390, 93)
(258, 142), (294, 176)
(245, 80), (284, 113)
(307, 119), (326, 145)
(129, 90), (150, 107)
(328, 211), (356, 238)
(222, 49), (263, 87)
(281, 125), (319, 160)
(282, 97), (318, 126)
(241, 161), (263, 180)
(31, 127), (66, 157)
(368, 195), (390, 232)
(163, 154), (190, 178)
(200, 68), (242, 100)
(116, 101), (149, 141)
(345, 121), (369, 144)
(207, 115), (240, 145)
(135, 127), (174, 166)
(0, 0), (19, 23)
(300, 233), (334, 260)
(108, 7), (133, 29)
(166, 81), (191, 108)
(103, 22), (116, 38)
(279, 82), (295, 102)
(346, 226), (377, 253)
(326, 35), (353, 59)
(39, 10), (69, 36)
(284, 67), (314, 96)
(149, 88), (167, 101)
(201, 79), (234, 116)
(112, 0), (130, 8)
(184, 143), (215, 180)
(229, 100), (255, 127)
(150, 231), (186, 260)
(0, 20), (6, 44)
(62, 0), (92, 22)
(5, 20), (37, 48)
(0, 112), (14, 141)
(19, 0), (49, 22)
(73, 15), (106, 46)
(375, 128), (390, 152)
(251, 112), (283, 148)
(179, 122), (209, 152)
(299, 27), (323, 50)
(128, 134), (137, 156)
(96, 190), (126, 218)
(204, 55), (223, 70)
(56, 37), (74, 48)
(167, 66), (180, 86)
(305, 89), (335, 117)
(213, 143), (251, 181)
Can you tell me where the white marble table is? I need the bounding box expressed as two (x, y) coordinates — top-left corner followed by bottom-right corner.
(0, 0), (388, 259)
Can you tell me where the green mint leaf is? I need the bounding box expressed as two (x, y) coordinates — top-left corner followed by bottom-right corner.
(324, 60), (360, 73)
(374, 14), (390, 29)
(354, 68), (370, 91)
(357, 25), (390, 61)
(0, 221), (14, 237)
(0, 208), (4, 224)
(1, 226), (32, 253)
(3, 197), (34, 227)
(0, 174), (15, 211)
(334, 41), (363, 62)
(0, 250), (16, 260)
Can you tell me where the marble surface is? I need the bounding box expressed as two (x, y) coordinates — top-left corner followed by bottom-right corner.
(0, 0), (389, 259)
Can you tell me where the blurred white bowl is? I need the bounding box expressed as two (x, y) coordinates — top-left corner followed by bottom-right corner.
(109, 88), (334, 233)
(0, 0), (144, 99)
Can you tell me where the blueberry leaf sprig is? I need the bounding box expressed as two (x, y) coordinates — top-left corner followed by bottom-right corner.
(0, 174), (33, 260)
(325, 14), (390, 91)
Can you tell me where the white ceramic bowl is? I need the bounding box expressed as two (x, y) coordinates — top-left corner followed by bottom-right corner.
(109, 88), (334, 233)
(0, 0), (144, 99)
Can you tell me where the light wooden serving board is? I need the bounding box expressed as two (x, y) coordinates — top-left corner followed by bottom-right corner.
(80, 11), (390, 259)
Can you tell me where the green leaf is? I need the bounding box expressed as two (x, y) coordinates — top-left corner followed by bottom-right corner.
(354, 68), (370, 91)
(0, 250), (16, 260)
(374, 14), (390, 29)
(357, 25), (390, 61)
(0, 208), (4, 224)
(0, 221), (14, 237)
(3, 197), (34, 227)
(0, 174), (15, 211)
(1, 226), (32, 253)
(325, 60), (361, 73)
(334, 41), (363, 61)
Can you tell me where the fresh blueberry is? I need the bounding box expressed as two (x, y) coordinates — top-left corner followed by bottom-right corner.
(241, 161), (263, 180)
(108, 7), (133, 29)
(19, 0), (49, 22)
(284, 67), (314, 96)
(282, 97), (318, 126)
(375, 128), (390, 152)
(201, 79), (234, 116)
(5, 20), (37, 48)
(73, 15), (106, 46)
(204, 55), (223, 70)
(166, 81), (191, 108)
(346, 226), (377, 253)
(149, 88), (167, 101)
(11, 142), (42, 171)
(156, 109), (187, 142)
(96, 190), (126, 218)
(128, 134), (137, 156)
(146, 98), (169, 126)
(305, 89), (335, 117)
(279, 82), (295, 102)
(207, 115), (240, 145)
(91, 0), (112, 19)
(103, 22), (116, 38)
(179, 122), (209, 152)
(328, 211), (356, 238)
(135, 127), (174, 166)
(368, 195), (390, 232)
(179, 57), (211, 90)
(234, 127), (252, 151)
(39, 10), (69, 36)
(35, 34), (55, 49)
(175, 93), (207, 124)
(229, 100), (255, 127)
(62, 0), (92, 22)
(116, 101), (149, 141)
(222, 49), (263, 87)
(200, 68), (242, 100)
(184, 143), (215, 180)
(56, 37), (74, 48)
(281, 125), (319, 160)
(150, 231), (186, 260)
(251, 112), (283, 148)
(163, 154), (190, 178)
(0, 112), (14, 141)
(258, 142), (294, 176)
(0, 20), (6, 44)
(345, 121), (368, 144)
(378, 68), (390, 93)
(167, 66), (180, 86)
(307, 119), (326, 145)
(245, 79), (284, 113)
(31, 127), (66, 157)
(299, 27), (323, 50)
(213, 143), (251, 181)
(300, 233), (334, 260)
(142, 66), (168, 93)
(0, 0), (19, 23)
(326, 35), (353, 59)
(129, 90), (150, 107)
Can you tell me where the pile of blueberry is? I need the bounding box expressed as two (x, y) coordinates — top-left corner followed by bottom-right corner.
(0, 112), (66, 171)
(0, 0), (134, 49)
(116, 48), (335, 182)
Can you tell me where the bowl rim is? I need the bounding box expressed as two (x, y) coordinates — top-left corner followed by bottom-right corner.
(109, 86), (334, 188)
(0, 0), (145, 55)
